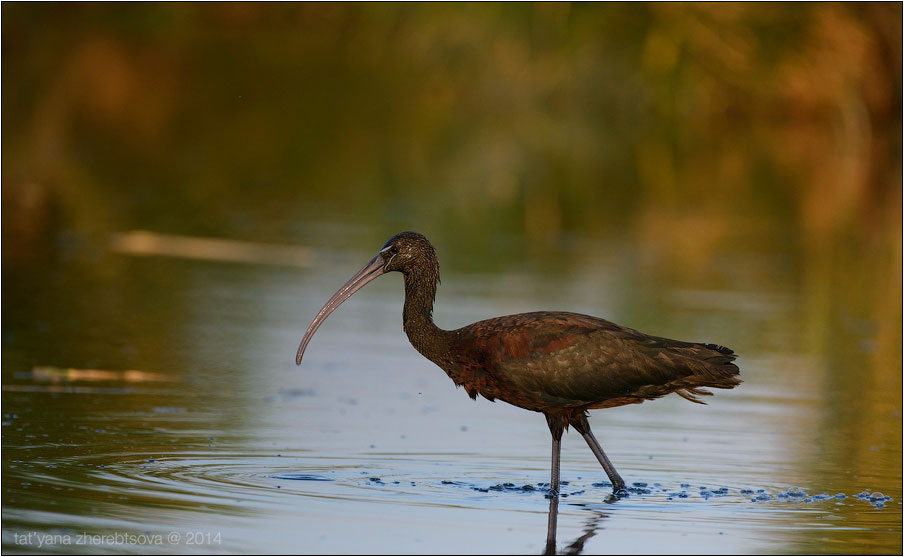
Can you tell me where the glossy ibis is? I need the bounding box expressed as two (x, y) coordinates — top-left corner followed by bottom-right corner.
(295, 232), (741, 495)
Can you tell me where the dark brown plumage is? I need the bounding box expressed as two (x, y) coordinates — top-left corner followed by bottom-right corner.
(296, 231), (741, 495)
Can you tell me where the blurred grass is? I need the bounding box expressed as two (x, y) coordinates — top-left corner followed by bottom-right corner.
(3, 3), (899, 243)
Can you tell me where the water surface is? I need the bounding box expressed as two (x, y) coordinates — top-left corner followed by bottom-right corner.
(2, 228), (900, 554)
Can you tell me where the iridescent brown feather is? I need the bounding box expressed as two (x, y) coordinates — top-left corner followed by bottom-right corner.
(425, 312), (740, 416)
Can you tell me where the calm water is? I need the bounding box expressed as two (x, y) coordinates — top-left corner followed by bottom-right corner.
(2, 226), (900, 555)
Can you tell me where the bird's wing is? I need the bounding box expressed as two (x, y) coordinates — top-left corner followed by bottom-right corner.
(460, 312), (734, 408)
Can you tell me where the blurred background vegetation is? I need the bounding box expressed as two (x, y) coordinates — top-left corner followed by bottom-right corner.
(3, 2), (901, 366)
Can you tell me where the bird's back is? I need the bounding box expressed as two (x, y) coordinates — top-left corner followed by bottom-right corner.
(444, 312), (740, 412)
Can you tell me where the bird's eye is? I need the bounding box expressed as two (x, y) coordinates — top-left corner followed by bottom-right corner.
(389, 245), (399, 255)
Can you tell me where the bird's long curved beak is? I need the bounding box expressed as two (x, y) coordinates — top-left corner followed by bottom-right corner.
(295, 254), (386, 365)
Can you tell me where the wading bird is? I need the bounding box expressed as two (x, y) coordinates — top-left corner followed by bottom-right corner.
(295, 232), (741, 496)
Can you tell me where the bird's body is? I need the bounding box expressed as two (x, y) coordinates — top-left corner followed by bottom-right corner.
(296, 231), (741, 497)
(418, 311), (739, 415)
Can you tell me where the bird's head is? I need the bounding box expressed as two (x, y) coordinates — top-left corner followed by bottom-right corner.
(378, 231), (437, 274)
(295, 231), (437, 365)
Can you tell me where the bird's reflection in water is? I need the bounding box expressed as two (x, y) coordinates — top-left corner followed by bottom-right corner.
(544, 496), (613, 555)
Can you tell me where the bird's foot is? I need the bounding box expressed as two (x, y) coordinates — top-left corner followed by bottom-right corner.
(602, 487), (629, 504)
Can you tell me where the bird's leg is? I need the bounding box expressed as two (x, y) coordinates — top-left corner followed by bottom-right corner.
(544, 494), (559, 555)
(544, 414), (565, 554)
(571, 414), (626, 493)
(545, 414), (566, 496)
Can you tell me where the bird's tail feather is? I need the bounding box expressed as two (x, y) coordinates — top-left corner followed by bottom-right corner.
(675, 387), (714, 404)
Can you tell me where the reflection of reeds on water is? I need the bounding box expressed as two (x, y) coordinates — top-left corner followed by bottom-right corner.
(2, 366), (179, 394)
(110, 230), (314, 267)
(29, 365), (174, 383)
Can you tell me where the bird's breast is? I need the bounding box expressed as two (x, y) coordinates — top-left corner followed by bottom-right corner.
(437, 333), (583, 410)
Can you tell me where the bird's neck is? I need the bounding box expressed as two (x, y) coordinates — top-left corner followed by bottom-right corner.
(402, 266), (450, 364)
